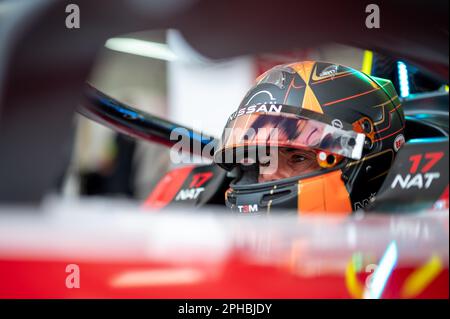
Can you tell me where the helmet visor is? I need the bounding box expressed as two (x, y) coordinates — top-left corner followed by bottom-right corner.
(214, 110), (365, 167)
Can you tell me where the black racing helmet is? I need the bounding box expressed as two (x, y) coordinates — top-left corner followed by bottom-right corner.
(213, 61), (405, 214)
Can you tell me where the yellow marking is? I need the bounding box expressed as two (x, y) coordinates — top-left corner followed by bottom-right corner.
(368, 170), (390, 182)
(401, 255), (443, 298)
(362, 50), (373, 75)
(345, 259), (364, 299)
(346, 149), (394, 168)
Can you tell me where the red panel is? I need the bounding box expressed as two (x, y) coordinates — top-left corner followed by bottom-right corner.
(142, 166), (195, 210)
(433, 184), (449, 211)
(0, 256), (447, 299)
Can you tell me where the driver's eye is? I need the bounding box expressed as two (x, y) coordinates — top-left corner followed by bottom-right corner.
(291, 154), (306, 163)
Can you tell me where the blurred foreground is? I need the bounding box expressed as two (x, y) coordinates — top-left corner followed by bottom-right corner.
(0, 198), (448, 298)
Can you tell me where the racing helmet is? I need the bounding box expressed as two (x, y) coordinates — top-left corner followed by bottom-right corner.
(213, 61), (405, 214)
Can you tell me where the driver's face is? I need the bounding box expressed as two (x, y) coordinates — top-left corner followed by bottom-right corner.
(258, 148), (320, 183)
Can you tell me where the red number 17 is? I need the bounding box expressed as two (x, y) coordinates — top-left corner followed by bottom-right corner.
(409, 152), (444, 174)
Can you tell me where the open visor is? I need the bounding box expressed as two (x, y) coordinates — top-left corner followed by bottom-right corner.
(214, 111), (365, 168)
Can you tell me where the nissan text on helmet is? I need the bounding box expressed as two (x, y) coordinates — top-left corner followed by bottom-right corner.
(213, 61), (405, 215)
